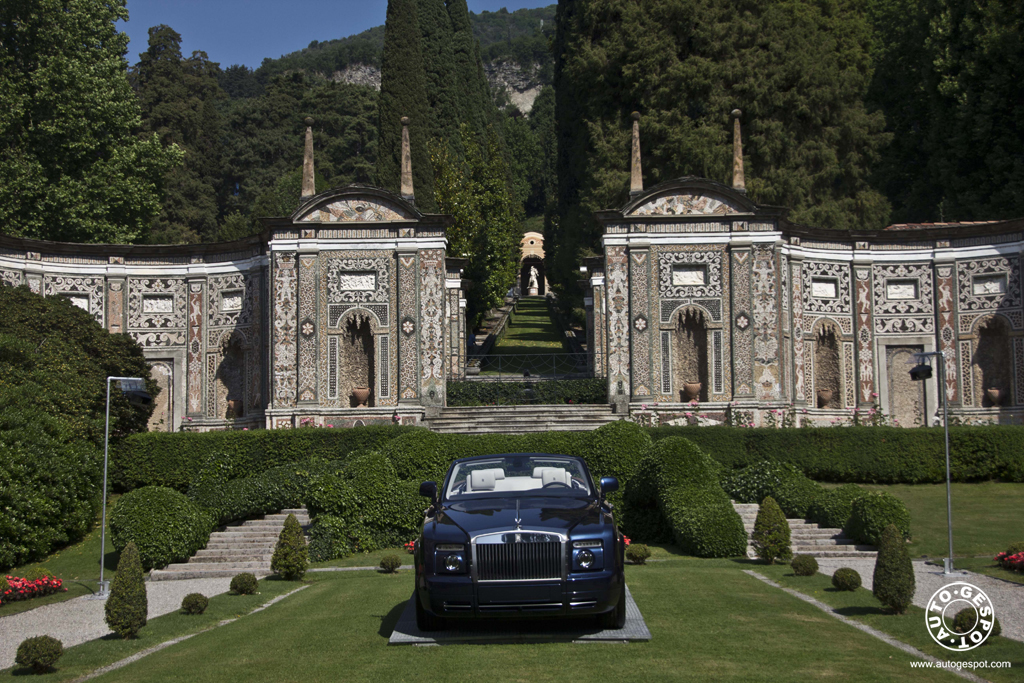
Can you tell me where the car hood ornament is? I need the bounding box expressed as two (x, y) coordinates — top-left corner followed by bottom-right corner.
(514, 498), (522, 529)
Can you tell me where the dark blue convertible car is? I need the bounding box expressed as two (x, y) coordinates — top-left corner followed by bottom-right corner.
(414, 453), (626, 631)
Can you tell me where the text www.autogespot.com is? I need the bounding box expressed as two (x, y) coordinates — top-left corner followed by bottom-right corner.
(910, 660), (1011, 671)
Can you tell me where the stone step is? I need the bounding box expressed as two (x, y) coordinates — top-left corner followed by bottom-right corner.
(793, 549), (878, 558)
(150, 568), (271, 581)
(205, 540), (277, 549)
(163, 561), (269, 572)
(191, 553), (274, 563)
(733, 501), (878, 560)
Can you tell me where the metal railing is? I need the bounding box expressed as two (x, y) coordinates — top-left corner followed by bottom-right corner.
(477, 352), (590, 380)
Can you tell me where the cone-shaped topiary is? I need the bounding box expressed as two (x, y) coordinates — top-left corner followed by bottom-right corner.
(271, 514), (308, 580)
(15, 635), (63, 673)
(752, 496), (791, 564)
(872, 524), (915, 614)
(791, 554), (818, 576)
(104, 542), (148, 638)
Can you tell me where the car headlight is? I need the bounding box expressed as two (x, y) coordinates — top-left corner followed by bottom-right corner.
(571, 541), (604, 571)
(444, 554), (462, 571)
(433, 546), (466, 573)
(577, 549), (594, 569)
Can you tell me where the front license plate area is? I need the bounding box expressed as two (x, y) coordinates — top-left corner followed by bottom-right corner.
(477, 582), (561, 605)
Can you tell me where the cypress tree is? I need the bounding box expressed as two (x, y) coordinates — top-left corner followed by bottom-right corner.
(376, 0), (436, 211)
(416, 0), (462, 157)
(872, 524), (915, 614)
(104, 542), (148, 638)
(752, 496), (792, 564)
(271, 513), (309, 580)
(447, 0), (494, 143)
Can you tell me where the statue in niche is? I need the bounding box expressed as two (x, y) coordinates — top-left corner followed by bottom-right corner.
(528, 266), (539, 294)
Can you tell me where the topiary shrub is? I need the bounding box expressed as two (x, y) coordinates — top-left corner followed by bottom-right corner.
(872, 524), (915, 614)
(625, 544), (652, 565)
(791, 554), (818, 576)
(109, 486), (212, 570)
(380, 554), (402, 573)
(848, 492), (911, 546)
(951, 607), (1002, 642)
(230, 572), (258, 595)
(15, 635), (63, 674)
(180, 593), (208, 615)
(808, 484), (867, 530)
(752, 497), (791, 564)
(308, 515), (353, 562)
(271, 514), (308, 580)
(104, 542), (148, 638)
(832, 568), (862, 591)
(721, 461), (823, 518)
(0, 576), (8, 593)
(22, 567), (54, 581)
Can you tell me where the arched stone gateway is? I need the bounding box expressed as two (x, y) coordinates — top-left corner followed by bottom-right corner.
(520, 232), (546, 295)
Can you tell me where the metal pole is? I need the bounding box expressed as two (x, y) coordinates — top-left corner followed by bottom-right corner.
(98, 377), (112, 597)
(939, 356), (955, 574)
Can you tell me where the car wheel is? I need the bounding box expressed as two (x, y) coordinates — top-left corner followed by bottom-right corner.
(598, 586), (626, 630)
(414, 587), (445, 632)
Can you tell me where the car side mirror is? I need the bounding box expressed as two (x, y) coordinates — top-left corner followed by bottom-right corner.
(419, 481), (437, 502)
(600, 477), (619, 495)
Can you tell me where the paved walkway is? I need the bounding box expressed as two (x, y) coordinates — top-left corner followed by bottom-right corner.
(0, 577), (233, 670)
(815, 558), (1023, 643)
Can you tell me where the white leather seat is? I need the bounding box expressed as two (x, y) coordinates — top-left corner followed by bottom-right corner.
(468, 469), (496, 492)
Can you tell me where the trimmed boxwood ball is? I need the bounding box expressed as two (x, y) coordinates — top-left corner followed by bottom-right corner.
(380, 554), (402, 573)
(872, 524), (915, 614)
(791, 554), (818, 576)
(752, 496), (792, 564)
(625, 543), (652, 565)
(271, 514), (308, 580)
(104, 542), (147, 639)
(952, 608), (1002, 641)
(848, 492), (911, 546)
(109, 486), (212, 570)
(15, 635), (63, 673)
(230, 572), (258, 595)
(181, 593), (208, 615)
(832, 567), (862, 591)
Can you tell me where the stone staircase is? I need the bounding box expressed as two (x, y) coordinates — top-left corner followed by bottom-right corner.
(733, 502), (877, 559)
(425, 404), (621, 434)
(149, 508), (310, 581)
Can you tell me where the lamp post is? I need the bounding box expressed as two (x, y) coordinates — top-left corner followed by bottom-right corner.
(908, 351), (957, 575)
(96, 377), (152, 598)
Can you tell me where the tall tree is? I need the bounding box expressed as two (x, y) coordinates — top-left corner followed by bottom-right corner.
(417, 0), (462, 156)
(551, 0), (890, 296)
(134, 25), (227, 244)
(376, 0), (436, 211)
(0, 0), (180, 244)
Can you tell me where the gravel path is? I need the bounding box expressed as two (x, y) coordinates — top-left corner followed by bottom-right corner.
(0, 578), (233, 670)
(815, 559), (1023, 643)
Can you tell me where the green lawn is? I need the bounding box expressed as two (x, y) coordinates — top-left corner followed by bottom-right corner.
(858, 482), (1024, 558)
(944, 557), (1024, 586)
(66, 554), (961, 683)
(491, 297), (566, 354)
(759, 563), (1024, 683)
(1, 498), (120, 617)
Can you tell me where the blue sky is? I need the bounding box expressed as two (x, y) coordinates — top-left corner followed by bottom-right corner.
(120, 0), (552, 69)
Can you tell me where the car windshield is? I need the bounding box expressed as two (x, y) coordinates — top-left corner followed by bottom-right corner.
(445, 455), (591, 499)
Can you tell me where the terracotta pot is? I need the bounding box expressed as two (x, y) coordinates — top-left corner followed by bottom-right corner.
(986, 388), (1004, 407)
(226, 400), (243, 419)
(817, 389), (833, 409)
(682, 382), (702, 401)
(352, 386), (370, 408)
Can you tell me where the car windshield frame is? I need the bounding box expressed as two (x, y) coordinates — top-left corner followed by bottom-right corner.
(442, 454), (595, 501)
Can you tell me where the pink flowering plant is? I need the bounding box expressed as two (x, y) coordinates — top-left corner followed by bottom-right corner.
(995, 542), (1024, 572)
(0, 574), (65, 606)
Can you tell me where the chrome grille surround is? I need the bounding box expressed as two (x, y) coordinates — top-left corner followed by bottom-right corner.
(471, 531), (566, 582)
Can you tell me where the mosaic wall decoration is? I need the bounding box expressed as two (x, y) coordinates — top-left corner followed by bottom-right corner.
(327, 256), (390, 303)
(419, 249), (445, 402)
(792, 260), (806, 403)
(803, 261), (852, 315)
(592, 280), (606, 379)
(107, 281), (124, 334)
(752, 245), (780, 401)
(272, 253), (298, 408)
(872, 263), (934, 334)
(843, 341), (856, 407)
(298, 198), (410, 223)
(208, 273), (259, 328)
(630, 249), (651, 396)
(298, 257), (318, 402)
(606, 246), (631, 393)
(960, 340), (974, 406)
(660, 330), (672, 395)
(1, 269), (21, 287)
(1015, 338), (1024, 408)
(44, 275), (104, 325)
(935, 265), (959, 402)
(658, 250), (723, 299)
(398, 254), (418, 400)
(629, 193), (742, 216)
(732, 249), (753, 396)
(855, 267), (875, 403)
(957, 257), (1022, 328)
(27, 276), (41, 294)
(128, 278), (186, 332)
(187, 283), (204, 415)
(147, 360), (173, 432)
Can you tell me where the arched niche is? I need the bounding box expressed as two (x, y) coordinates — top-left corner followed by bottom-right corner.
(812, 320), (841, 408)
(215, 330), (248, 419)
(672, 307), (709, 401)
(521, 256), (545, 295)
(147, 360), (174, 432)
(973, 314), (1013, 407)
(338, 310), (377, 407)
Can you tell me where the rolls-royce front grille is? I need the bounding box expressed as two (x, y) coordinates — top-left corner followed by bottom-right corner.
(476, 541), (561, 581)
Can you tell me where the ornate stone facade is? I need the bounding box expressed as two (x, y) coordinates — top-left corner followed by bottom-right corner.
(0, 185), (461, 431)
(590, 177), (1024, 426)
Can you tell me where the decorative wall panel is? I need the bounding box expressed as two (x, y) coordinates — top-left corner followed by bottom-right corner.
(872, 263), (934, 335)
(272, 253), (298, 408)
(658, 250), (723, 299)
(752, 245), (780, 400)
(792, 260), (807, 402)
(629, 194), (742, 216)
(606, 246), (630, 393)
(107, 281), (124, 334)
(398, 254), (418, 399)
(419, 249), (445, 402)
(732, 249), (753, 396)
(935, 265), (959, 402)
(298, 256), (318, 402)
(128, 278), (186, 331)
(855, 267), (875, 403)
(957, 257), (1022, 329)
(630, 249), (651, 396)
(187, 283), (204, 415)
(1, 269), (22, 287)
(45, 275), (104, 325)
(298, 198), (410, 222)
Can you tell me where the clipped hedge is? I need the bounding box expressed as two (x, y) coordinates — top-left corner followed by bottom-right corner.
(848, 492), (911, 545)
(112, 425), (418, 492)
(446, 379), (606, 406)
(109, 487), (213, 570)
(808, 484), (869, 530)
(308, 515), (353, 562)
(721, 461), (823, 518)
(648, 426), (1024, 483)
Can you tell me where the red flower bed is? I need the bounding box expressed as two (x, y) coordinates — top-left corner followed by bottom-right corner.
(995, 551), (1024, 572)
(404, 540), (416, 554)
(0, 575), (66, 606)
